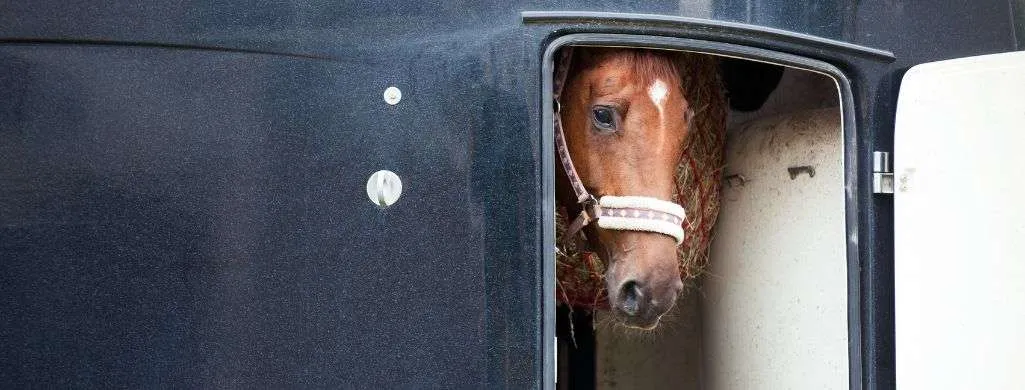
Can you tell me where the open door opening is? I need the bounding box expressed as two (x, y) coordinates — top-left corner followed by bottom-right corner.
(550, 42), (849, 389)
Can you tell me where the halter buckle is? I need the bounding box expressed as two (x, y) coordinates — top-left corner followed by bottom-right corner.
(582, 194), (599, 215)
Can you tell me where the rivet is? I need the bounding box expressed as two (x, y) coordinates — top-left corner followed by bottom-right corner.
(383, 86), (402, 105)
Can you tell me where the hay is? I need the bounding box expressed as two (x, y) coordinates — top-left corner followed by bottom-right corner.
(556, 52), (728, 310)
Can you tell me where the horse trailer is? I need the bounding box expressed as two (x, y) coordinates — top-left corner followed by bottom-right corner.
(1, 1), (1023, 389)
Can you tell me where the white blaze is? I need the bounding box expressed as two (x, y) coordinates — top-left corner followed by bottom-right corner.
(648, 79), (670, 119)
(648, 79), (671, 152)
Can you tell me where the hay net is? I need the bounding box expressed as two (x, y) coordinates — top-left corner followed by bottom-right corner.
(555, 50), (728, 310)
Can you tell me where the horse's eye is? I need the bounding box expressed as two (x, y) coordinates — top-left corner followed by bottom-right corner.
(591, 106), (617, 132)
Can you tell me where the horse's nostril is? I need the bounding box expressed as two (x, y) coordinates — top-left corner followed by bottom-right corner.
(619, 280), (642, 316)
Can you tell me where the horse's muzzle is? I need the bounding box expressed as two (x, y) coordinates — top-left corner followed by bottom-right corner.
(611, 276), (684, 329)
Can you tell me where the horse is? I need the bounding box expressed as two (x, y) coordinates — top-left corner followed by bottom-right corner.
(555, 47), (695, 330)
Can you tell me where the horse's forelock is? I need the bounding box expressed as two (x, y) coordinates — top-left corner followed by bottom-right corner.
(577, 48), (682, 86)
(622, 50), (682, 86)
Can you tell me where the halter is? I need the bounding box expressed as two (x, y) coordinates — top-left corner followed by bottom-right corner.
(554, 47), (687, 246)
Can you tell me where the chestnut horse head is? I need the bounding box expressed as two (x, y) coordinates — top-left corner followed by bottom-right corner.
(556, 47), (692, 329)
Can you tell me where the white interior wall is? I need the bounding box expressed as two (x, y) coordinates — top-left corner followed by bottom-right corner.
(701, 107), (847, 389)
(595, 68), (847, 389)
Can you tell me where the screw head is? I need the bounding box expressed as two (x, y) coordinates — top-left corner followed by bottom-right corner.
(383, 86), (402, 105)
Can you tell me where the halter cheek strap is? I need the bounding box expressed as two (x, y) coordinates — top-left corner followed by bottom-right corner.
(554, 47), (688, 246)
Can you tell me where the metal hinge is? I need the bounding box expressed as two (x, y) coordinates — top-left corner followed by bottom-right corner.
(873, 151), (894, 194)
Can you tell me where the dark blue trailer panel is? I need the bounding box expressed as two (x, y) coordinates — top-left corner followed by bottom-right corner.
(0, 1), (1020, 388)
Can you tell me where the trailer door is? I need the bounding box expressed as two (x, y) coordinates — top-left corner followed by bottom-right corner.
(894, 51), (1025, 389)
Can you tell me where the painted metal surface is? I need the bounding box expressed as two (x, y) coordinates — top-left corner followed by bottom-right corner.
(895, 51), (1025, 390)
(0, 1), (1019, 388)
(0, 44), (507, 388)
